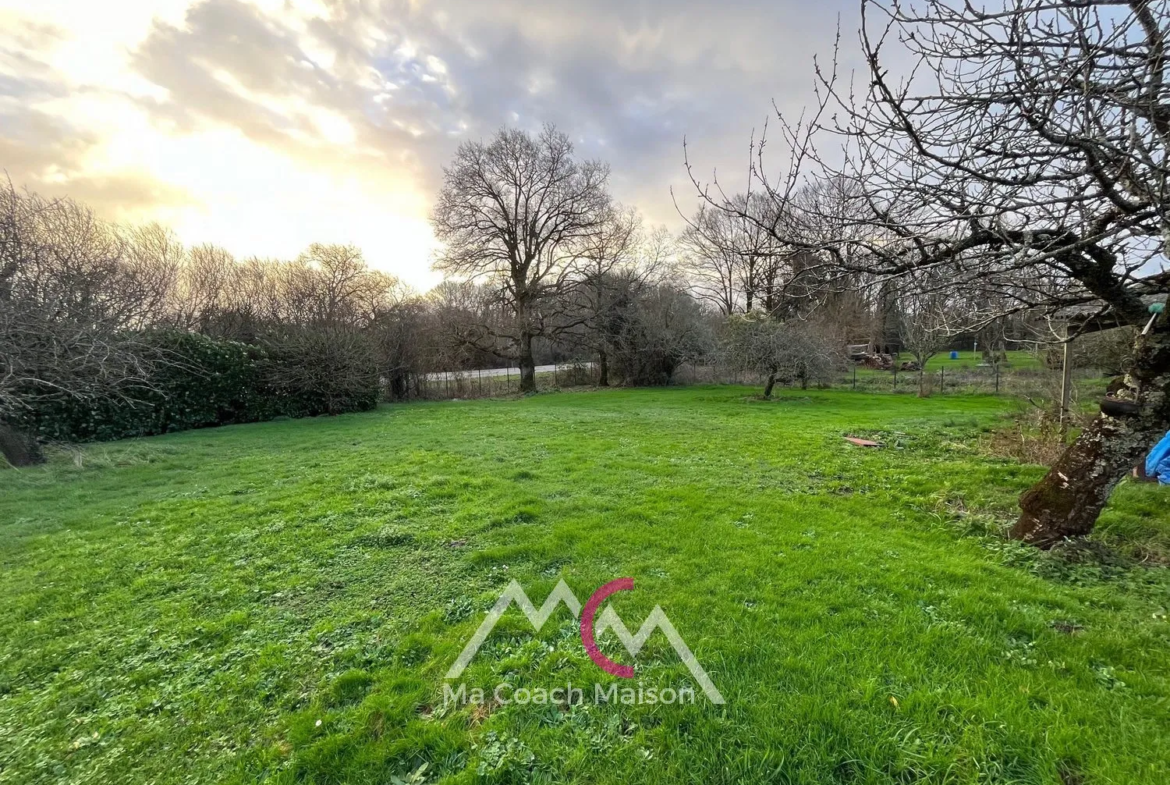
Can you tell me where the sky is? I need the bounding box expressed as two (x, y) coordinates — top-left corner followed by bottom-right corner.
(0, 0), (857, 290)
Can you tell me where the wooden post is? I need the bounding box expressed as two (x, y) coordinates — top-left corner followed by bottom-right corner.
(1059, 337), (1074, 432)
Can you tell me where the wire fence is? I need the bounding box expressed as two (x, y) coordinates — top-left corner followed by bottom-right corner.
(412, 362), (598, 400)
(675, 363), (1107, 401)
(404, 359), (1107, 404)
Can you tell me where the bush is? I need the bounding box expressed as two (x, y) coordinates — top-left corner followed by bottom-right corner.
(724, 312), (846, 395)
(555, 362), (594, 387)
(610, 284), (712, 386)
(13, 329), (379, 443)
(260, 327), (380, 417)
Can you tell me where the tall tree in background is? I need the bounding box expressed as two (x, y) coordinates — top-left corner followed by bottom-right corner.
(431, 125), (611, 392)
(680, 194), (784, 315)
(574, 207), (672, 385)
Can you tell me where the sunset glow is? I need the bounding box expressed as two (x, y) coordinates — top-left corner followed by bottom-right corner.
(1, 0), (848, 288)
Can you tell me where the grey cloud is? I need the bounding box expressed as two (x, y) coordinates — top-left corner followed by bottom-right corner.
(130, 0), (441, 185)
(357, 0), (861, 219)
(4, 0), (862, 228)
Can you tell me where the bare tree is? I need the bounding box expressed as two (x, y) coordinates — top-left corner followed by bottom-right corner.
(297, 244), (398, 327)
(726, 311), (846, 397)
(118, 223), (184, 329)
(680, 193), (788, 315)
(680, 206), (739, 316)
(896, 275), (963, 395)
(423, 279), (509, 372)
(572, 208), (674, 385)
(692, 0), (1170, 546)
(371, 294), (427, 400)
(0, 182), (155, 464)
(175, 243), (236, 334)
(431, 125), (611, 392)
(608, 282), (713, 386)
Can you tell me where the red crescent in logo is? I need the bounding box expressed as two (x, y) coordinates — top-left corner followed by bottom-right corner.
(580, 577), (635, 678)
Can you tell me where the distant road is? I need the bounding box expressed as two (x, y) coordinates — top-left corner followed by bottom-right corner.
(424, 363), (591, 382)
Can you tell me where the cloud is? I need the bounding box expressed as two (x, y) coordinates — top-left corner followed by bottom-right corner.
(0, 0), (859, 287)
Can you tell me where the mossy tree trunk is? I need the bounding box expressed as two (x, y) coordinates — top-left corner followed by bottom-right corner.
(1012, 314), (1170, 547)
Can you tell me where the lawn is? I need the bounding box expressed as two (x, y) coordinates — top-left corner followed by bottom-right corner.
(1, 387), (1167, 785)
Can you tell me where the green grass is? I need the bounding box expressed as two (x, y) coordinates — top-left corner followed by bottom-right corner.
(922, 350), (1044, 371)
(1, 387), (1167, 785)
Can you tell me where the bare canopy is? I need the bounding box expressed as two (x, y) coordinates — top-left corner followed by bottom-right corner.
(431, 125), (611, 392)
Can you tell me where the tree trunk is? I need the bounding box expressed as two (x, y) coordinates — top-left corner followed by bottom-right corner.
(514, 291), (538, 394)
(518, 330), (537, 393)
(1012, 312), (1170, 547)
(0, 424), (45, 467)
(763, 371), (776, 398)
(598, 349), (609, 387)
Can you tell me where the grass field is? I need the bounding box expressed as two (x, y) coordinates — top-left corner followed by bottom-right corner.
(1, 387), (1168, 784)
(921, 350), (1045, 371)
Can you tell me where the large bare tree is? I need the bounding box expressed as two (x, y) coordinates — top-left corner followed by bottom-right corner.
(0, 182), (155, 464)
(680, 193), (788, 315)
(693, 0), (1170, 546)
(431, 125), (611, 392)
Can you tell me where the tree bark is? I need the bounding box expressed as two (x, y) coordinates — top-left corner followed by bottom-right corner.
(0, 424), (45, 467)
(518, 330), (537, 393)
(598, 348), (609, 387)
(763, 371), (776, 398)
(1012, 313), (1170, 547)
(514, 292), (538, 394)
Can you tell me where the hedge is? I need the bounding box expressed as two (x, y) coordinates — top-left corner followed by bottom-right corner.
(13, 330), (379, 443)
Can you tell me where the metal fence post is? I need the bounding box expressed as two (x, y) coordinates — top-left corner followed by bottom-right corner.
(852, 365), (857, 390)
(940, 366), (945, 392)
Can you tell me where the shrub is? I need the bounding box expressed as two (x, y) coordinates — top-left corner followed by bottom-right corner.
(260, 327), (379, 417)
(13, 328), (379, 443)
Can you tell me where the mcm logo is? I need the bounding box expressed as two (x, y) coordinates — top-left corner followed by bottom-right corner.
(445, 577), (725, 704)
